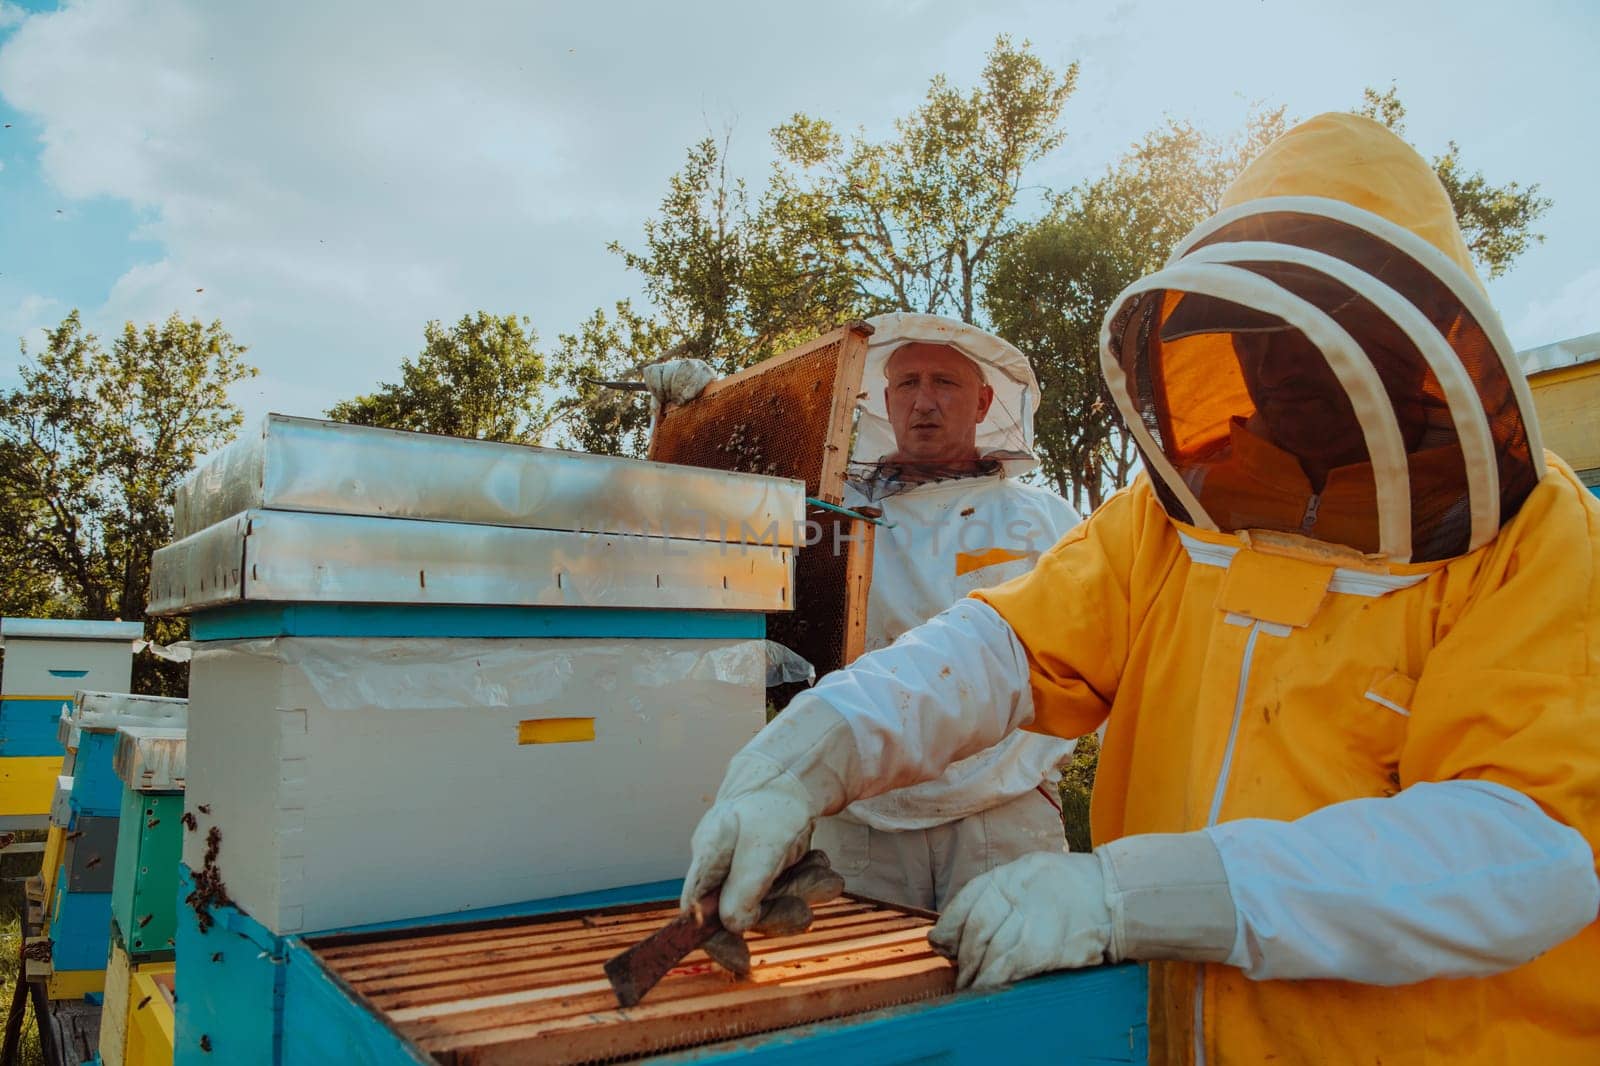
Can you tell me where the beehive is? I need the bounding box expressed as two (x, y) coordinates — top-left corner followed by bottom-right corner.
(0, 617), (144, 829)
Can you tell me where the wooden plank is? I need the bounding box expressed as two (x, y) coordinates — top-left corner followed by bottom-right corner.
(424, 958), (954, 1066)
(817, 327), (872, 505)
(841, 517), (875, 666)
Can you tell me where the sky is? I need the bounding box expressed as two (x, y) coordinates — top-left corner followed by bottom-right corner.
(1, 0), (1596, 429)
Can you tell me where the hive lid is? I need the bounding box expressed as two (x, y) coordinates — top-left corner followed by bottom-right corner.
(0, 618), (145, 644)
(1517, 331), (1600, 378)
(68, 692), (188, 736)
(148, 509), (793, 616)
(174, 414), (804, 546)
(113, 725), (187, 791)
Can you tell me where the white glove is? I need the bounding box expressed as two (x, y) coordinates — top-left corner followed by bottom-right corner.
(929, 852), (1111, 989)
(643, 358), (716, 410)
(681, 698), (861, 931)
(928, 833), (1237, 989)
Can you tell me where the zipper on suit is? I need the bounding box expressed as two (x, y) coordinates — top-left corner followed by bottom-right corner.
(1193, 613), (1283, 1066)
(1299, 492), (1321, 535)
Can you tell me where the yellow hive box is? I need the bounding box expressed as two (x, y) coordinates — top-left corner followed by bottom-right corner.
(124, 969), (175, 1066)
(99, 937), (176, 1066)
(0, 754), (62, 818)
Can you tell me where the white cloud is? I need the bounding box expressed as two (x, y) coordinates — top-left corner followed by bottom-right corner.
(1509, 264), (1600, 351)
(0, 3), (22, 32)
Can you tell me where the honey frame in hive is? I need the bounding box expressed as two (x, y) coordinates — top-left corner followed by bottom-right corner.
(304, 894), (955, 1065)
(647, 322), (872, 506)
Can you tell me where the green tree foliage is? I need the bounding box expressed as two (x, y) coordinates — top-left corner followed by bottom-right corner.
(547, 301), (677, 457)
(1357, 85), (1552, 279)
(986, 110), (1288, 510)
(1056, 732), (1100, 853)
(328, 312), (549, 442)
(0, 311), (256, 693)
(772, 36), (1077, 324)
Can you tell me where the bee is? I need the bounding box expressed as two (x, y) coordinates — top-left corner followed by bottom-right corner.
(85, 856), (102, 869)
(182, 813), (198, 831)
(136, 995), (152, 1010)
(138, 914), (153, 929)
(197, 804), (211, 814)
(200, 1035), (212, 1053)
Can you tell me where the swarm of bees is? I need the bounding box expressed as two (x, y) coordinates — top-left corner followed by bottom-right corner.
(185, 826), (233, 934)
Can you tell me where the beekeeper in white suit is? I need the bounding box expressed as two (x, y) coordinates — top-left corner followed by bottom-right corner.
(651, 312), (1080, 909)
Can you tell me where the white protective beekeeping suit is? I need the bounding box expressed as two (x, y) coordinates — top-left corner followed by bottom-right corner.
(809, 313), (1081, 909)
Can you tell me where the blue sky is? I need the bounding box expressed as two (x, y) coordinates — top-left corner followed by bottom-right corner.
(1, 0), (1597, 428)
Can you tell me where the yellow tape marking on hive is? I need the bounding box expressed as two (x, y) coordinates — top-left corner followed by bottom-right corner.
(517, 717), (596, 745)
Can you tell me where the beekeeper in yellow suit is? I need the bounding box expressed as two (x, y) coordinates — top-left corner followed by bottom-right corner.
(680, 112), (1600, 1063)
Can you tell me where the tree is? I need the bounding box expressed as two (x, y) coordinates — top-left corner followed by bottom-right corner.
(0, 311), (257, 694)
(987, 109), (1288, 510)
(0, 448), (76, 619)
(772, 35), (1078, 324)
(328, 312), (549, 442)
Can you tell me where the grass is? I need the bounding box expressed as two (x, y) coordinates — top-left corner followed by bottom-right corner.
(1, 834), (47, 1066)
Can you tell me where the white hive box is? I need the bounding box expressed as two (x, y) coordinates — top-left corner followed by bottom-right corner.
(152, 415), (804, 937)
(182, 636), (763, 935)
(0, 618), (145, 696)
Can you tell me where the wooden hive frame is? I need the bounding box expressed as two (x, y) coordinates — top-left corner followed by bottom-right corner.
(305, 895), (955, 1065)
(647, 323), (872, 506)
(648, 323), (877, 689)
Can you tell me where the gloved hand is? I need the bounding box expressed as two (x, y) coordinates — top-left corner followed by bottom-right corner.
(703, 850), (846, 977)
(929, 852), (1112, 989)
(681, 698), (862, 931)
(928, 833), (1239, 990)
(643, 358), (716, 410)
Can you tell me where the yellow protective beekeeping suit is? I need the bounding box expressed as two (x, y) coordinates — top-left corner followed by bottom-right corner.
(975, 113), (1600, 1063)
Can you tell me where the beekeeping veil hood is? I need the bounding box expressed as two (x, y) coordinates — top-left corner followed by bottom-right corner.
(1101, 112), (1545, 563)
(853, 312), (1041, 477)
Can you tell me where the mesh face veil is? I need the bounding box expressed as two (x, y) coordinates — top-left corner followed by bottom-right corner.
(1099, 193), (1544, 564)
